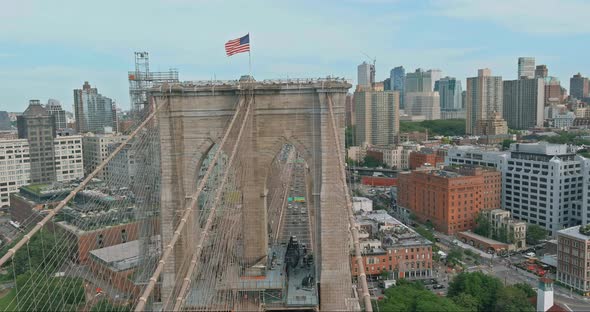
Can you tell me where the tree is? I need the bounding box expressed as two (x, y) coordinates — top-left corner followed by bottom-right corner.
(513, 282), (536, 298)
(378, 280), (464, 312)
(399, 119), (466, 137)
(474, 213), (492, 238)
(494, 286), (535, 312)
(446, 247), (464, 266)
(363, 155), (382, 168)
(448, 272), (503, 311)
(15, 273), (85, 311)
(526, 224), (547, 245)
(3, 230), (74, 276)
(452, 293), (479, 312)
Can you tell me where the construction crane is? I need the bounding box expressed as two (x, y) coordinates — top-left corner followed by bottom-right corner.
(360, 52), (376, 86)
(361, 52), (376, 68)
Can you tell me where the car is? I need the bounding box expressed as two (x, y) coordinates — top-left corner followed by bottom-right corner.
(435, 238), (441, 242)
(433, 284), (445, 289)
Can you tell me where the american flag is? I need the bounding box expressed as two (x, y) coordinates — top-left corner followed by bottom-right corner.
(225, 34), (250, 56)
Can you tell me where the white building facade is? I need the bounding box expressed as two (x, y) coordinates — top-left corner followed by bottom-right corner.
(53, 135), (84, 182)
(82, 134), (128, 180)
(0, 139), (30, 207)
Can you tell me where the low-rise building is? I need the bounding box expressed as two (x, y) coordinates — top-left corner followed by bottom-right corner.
(351, 211), (433, 280)
(10, 182), (159, 264)
(408, 148), (445, 170)
(480, 209), (527, 250)
(551, 111), (576, 129)
(557, 225), (590, 296)
(353, 197), (373, 213)
(347, 146), (366, 162)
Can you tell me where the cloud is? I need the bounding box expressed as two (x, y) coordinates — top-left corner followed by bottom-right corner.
(433, 0), (590, 35)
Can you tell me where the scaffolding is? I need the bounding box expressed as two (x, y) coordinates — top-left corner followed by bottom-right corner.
(128, 51), (179, 112)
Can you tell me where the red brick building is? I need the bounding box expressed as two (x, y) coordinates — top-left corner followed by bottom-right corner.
(351, 245), (433, 279)
(398, 167), (501, 234)
(408, 149), (445, 170)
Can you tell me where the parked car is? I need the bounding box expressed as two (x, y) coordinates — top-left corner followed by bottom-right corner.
(433, 284), (445, 289)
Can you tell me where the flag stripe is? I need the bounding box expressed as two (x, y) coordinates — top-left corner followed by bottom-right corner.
(225, 34), (250, 56)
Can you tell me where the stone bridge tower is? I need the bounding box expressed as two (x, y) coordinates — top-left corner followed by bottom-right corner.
(153, 77), (353, 310)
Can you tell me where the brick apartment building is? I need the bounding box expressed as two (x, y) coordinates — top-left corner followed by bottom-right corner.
(557, 225), (590, 296)
(398, 166), (501, 234)
(408, 149), (445, 170)
(350, 244), (433, 279)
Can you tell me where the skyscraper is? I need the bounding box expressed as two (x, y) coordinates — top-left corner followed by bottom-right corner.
(434, 77), (463, 110)
(17, 100), (56, 184)
(405, 68), (441, 93)
(73, 81), (115, 134)
(503, 78), (545, 129)
(518, 57), (535, 79)
(0, 111), (10, 130)
(46, 99), (67, 130)
(570, 73), (589, 100)
(535, 65), (548, 78)
(465, 69), (505, 135)
(354, 90), (399, 146)
(404, 92), (440, 120)
(544, 77), (565, 104)
(357, 62), (375, 90)
(391, 66), (405, 108)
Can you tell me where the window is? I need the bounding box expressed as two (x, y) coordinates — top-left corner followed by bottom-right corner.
(121, 229), (128, 243)
(97, 234), (104, 248)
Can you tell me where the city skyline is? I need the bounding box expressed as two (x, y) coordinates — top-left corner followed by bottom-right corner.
(1, 0), (590, 111)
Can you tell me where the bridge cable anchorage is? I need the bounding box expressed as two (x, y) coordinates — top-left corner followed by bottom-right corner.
(134, 96), (248, 312)
(172, 95), (252, 311)
(0, 101), (165, 269)
(326, 94), (373, 312)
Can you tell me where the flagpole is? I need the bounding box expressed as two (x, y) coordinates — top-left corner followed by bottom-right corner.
(248, 33), (252, 78)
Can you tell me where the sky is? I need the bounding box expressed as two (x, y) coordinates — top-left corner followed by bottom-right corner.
(1, 0), (589, 112)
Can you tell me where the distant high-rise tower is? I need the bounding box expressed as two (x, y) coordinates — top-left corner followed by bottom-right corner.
(354, 90), (400, 146)
(46, 99), (67, 130)
(570, 73), (590, 100)
(405, 68), (441, 93)
(518, 57), (535, 79)
(128, 52), (179, 113)
(0, 111), (10, 130)
(435, 77), (463, 110)
(17, 100), (56, 184)
(391, 66), (405, 108)
(465, 69), (505, 135)
(73, 81), (115, 134)
(404, 92), (441, 120)
(535, 65), (548, 78)
(503, 78), (545, 129)
(357, 61), (375, 90)
(544, 77), (565, 104)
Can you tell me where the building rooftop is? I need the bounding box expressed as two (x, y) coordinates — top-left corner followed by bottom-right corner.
(558, 225), (590, 241)
(459, 231), (508, 246)
(353, 197), (372, 203)
(89, 240), (140, 272)
(362, 210), (403, 226)
(510, 142), (575, 156)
